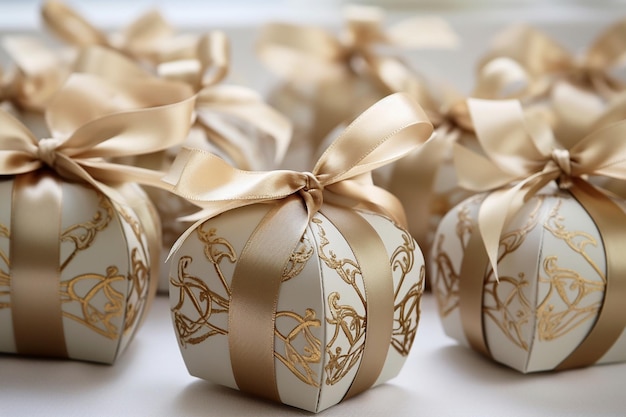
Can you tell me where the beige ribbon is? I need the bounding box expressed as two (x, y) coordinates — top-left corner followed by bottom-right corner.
(0, 37), (67, 112)
(1, 73), (195, 356)
(479, 20), (626, 100)
(454, 98), (626, 368)
(165, 93), (433, 399)
(257, 5), (456, 154)
(42, 0), (197, 66)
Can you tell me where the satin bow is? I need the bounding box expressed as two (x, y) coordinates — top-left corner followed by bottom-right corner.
(0, 73), (195, 201)
(75, 42), (291, 169)
(479, 21), (626, 99)
(258, 5), (457, 82)
(164, 92), (434, 255)
(42, 0), (198, 66)
(455, 98), (626, 276)
(0, 37), (67, 112)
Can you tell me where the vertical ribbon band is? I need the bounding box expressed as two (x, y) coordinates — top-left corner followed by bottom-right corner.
(321, 204), (394, 400)
(10, 171), (67, 357)
(229, 197), (310, 402)
(460, 181), (626, 369)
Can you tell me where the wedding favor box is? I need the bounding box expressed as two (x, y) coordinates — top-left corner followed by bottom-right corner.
(430, 98), (626, 373)
(167, 93), (433, 411)
(0, 73), (195, 363)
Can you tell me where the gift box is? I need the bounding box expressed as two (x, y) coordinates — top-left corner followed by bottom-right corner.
(430, 98), (626, 372)
(0, 73), (195, 363)
(165, 93), (433, 411)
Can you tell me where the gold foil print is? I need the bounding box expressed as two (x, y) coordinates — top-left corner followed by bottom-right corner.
(123, 247), (149, 335)
(312, 218), (366, 386)
(432, 200), (474, 317)
(274, 309), (322, 387)
(536, 199), (605, 341)
(390, 231), (421, 356)
(60, 194), (114, 271)
(482, 197), (543, 351)
(59, 266), (125, 339)
(170, 223), (323, 387)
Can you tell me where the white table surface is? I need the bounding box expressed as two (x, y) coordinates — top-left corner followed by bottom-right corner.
(1, 294), (625, 417)
(2, 2), (626, 416)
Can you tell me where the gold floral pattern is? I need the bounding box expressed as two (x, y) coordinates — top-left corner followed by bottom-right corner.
(60, 266), (126, 339)
(536, 199), (605, 341)
(390, 231), (422, 356)
(312, 217), (367, 386)
(123, 247), (150, 335)
(170, 222), (323, 387)
(481, 197), (543, 351)
(432, 199), (474, 317)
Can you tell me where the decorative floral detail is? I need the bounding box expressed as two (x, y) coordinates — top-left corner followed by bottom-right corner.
(274, 309), (322, 387)
(60, 194), (114, 271)
(60, 266), (126, 339)
(482, 197), (543, 351)
(536, 199), (605, 341)
(432, 200), (474, 317)
(312, 217), (367, 386)
(123, 247), (150, 335)
(282, 236), (314, 282)
(390, 231), (422, 356)
(170, 223), (323, 386)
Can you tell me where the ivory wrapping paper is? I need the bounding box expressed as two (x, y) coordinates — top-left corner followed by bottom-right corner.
(430, 184), (626, 373)
(169, 204), (424, 412)
(0, 173), (155, 364)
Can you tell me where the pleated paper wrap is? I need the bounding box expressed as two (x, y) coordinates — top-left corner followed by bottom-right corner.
(430, 98), (626, 373)
(0, 74), (195, 363)
(164, 93), (433, 412)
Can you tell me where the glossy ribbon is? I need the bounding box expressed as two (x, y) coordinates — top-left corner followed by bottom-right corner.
(454, 98), (626, 368)
(166, 93), (433, 399)
(0, 37), (66, 112)
(42, 0), (198, 66)
(258, 5), (456, 153)
(479, 20), (626, 99)
(1, 73), (195, 356)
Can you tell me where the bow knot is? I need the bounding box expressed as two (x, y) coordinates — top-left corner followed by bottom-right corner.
(298, 171), (324, 214)
(551, 147), (573, 188)
(37, 138), (61, 168)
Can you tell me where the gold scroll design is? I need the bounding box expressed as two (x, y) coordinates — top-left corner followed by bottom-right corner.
(536, 198), (605, 341)
(312, 217), (367, 386)
(58, 194), (128, 339)
(389, 229), (422, 356)
(481, 197), (543, 351)
(169, 222), (323, 387)
(0, 222), (9, 310)
(115, 204), (150, 335)
(432, 197), (476, 317)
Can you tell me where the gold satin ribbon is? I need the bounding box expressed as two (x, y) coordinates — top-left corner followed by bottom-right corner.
(0, 37), (67, 112)
(11, 172), (67, 357)
(42, 0), (197, 66)
(455, 98), (626, 368)
(1, 73), (195, 356)
(166, 93), (433, 399)
(257, 5), (456, 155)
(479, 20), (626, 99)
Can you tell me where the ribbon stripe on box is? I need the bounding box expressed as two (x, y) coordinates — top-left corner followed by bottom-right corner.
(165, 92), (433, 411)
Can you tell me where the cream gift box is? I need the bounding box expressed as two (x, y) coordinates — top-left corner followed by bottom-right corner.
(430, 98), (626, 373)
(165, 93), (433, 412)
(0, 73), (195, 363)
